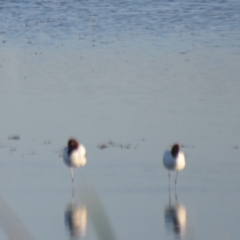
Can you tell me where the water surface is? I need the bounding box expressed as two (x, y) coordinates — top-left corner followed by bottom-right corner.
(0, 1), (240, 239)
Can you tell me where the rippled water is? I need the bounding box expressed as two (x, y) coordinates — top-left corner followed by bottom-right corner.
(0, 0), (240, 47)
(0, 1), (240, 240)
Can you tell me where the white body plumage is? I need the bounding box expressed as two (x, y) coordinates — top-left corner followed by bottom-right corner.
(163, 144), (186, 185)
(63, 144), (87, 168)
(163, 150), (186, 171)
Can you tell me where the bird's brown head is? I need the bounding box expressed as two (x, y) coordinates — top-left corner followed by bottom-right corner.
(67, 139), (79, 155)
(171, 144), (180, 158)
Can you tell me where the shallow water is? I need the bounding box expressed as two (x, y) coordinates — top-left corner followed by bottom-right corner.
(1, 0), (240, 48)
(0, 0), (240, 239)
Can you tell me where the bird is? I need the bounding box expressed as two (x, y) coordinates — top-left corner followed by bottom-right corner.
(163, 144), (186, 186)
(63, 139), (87, 185)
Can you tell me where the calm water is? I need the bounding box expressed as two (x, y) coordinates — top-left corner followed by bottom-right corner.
(0, 1), (240, 239)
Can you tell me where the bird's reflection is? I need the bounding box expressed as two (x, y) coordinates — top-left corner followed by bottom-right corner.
(64, 185), (116, 240)
(65, 194), (88, 239)
(164, 190), (187, 239)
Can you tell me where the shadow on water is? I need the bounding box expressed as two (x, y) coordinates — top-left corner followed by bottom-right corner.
(65, 184), (116, 240)
(0, 186), (115, 240)
(0, 195), (36, 240)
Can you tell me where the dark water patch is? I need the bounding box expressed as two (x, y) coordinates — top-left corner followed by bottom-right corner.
(97, 139), (145, 150)
(8, 134), (20, 140)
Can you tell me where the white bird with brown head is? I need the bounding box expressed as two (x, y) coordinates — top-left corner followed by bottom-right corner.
(63, 139), (87, 185)
(163, 144), (186, 186)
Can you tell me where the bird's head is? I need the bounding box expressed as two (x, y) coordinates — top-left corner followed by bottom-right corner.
(67, 139), (79, 154)
(171, 144), (181, 158)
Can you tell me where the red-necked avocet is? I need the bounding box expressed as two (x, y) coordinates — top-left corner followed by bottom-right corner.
(163, 144), (186, 186)
(63, 139), (87, 184)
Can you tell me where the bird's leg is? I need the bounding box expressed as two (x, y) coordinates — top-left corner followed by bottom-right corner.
(168, 180), (171, 206)
(174, 187), (178, 203)
(70, 168), (75, 194)
(175, 171), (178, 185)
(72, 185), (75, 199)
(70, 167), (74, 183)
(168, 171), (171, 193)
